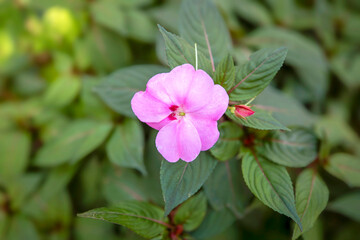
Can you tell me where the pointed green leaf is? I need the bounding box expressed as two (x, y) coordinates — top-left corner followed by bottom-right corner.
(204, 160), (247, 218)
(325, 153), (360, 187)
(262, 128), (318, 167)
(95, 65), (168, 117)
(244, 27), (328, 100)
(160, 152), (217, 216)
(106, 118), (146, 175)
(179, 0), (232, 66)
(242, 152), (302, 230)
(158, 25), (212, 74)
(78, 201), (167, 239)
(214, 54), (236, 91)
(174, 192), (207, 231)
(210, 122), (243, 161)
(293, 169), (329, 240)
(44, 76), (81, 108)
(229, 47), (287, 101)
(34, 120), (112, 167)
(226, 108), (289, 131)
(328, 191), (360, 222)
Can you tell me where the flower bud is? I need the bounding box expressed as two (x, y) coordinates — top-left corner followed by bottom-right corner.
(234, 105), (255, 119)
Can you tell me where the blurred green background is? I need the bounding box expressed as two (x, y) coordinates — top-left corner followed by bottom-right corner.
(0, 0), (359, 239)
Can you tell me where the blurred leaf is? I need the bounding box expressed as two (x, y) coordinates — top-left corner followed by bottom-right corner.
(303, 219), (324, 240)
(331, 48), (360, 88)
(34, 120), (112, 167)
(174, 192), (207, 231)
(314, 0), (336, 50)
(6, 215), (40, 240)
(261, 128), (318, 167)
(328, 191), (360, 222)
(242, 152), (302, 230)
(78, 201), (167, 239)
(293, 169), (329, 239)
(229, 47), (287, 101)
(79, 76), (112, 120)
(103, 166), (148, 204)
(266, 0), (294, 25)
(210, 122), (243, 161)
(191, 208), (235, 239)
(43, 76), (81, 108)
(158, 25), (212, 74)
(90, 0), (127, 36)
(179, 0), (232, 65)
(95, 65), (168, 117)
(234, 0), (273, 26)
(13, 71), (46, 96)
(22, 190), (72, 232)
(74, 218), (118, 240)
(0, 130), (30, 183)
(226, 108), (289, 131)
(244, 27), (328, 100)
(125, 9), (156, 43)
(204, 160), (247, 218)
(160, 152), (217, 216)
(325, 153), (360, 187)
(6, 173), (42, 211)
(253, 86), (315, 127)
(87, 27), (131, 73)
(214, 54), (236, 91)
(106, 119), (146, 175)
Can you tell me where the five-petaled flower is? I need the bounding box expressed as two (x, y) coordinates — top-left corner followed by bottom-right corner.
(131, 64), (229, 162)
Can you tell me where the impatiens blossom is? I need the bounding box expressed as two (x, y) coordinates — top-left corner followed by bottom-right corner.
(131, 64), (229, 162)
(234, 105), (255, 119)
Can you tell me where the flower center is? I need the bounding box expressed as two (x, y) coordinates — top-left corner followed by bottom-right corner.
(168, 105), (186, 120)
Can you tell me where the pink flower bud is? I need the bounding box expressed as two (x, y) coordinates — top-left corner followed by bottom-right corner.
(234, 105), (255, 119)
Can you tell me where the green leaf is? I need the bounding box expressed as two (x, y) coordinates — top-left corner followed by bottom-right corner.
(325, 153), (360, 187)
(242, 152), (302, 230)
(174, 192), (207, 231)
(95, 65), (168, 117)
(253, 86), (315, 127)
(214, 54), (236, 91)
(179, 0), (232, 66)
(233, 0), (272, 26)
(261, 128), (318, 167)
(226, 108), (289, 131)
(34, 120), (112, 167)
(302, 219), (323, 240)
(43, 76), (81, 108)
(244, 27), (328, 100)
(293, 169), (329, 240)
(106, 118), (146, 175)
(87, 26), (131, 73)
(210, 122), (243, 161)
(74, 218), (117, 240)
(191, 208), (235, 239)
(103, 166), (148, 204)
(0, 130), (30, 183)
(228, 47), (287, 101)
(78, 201), (167, 239)
(160, 152), (217, 216)
(204, 160), (247, 218)
(328, 191), (360, 222)
(158, 25), (212, 74)
(6, 215), (40, 240)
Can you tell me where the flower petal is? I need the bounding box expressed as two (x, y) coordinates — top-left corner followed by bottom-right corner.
(190, 84), (229, 121)
(147, 116), (173, 130)
(131, 91), (171, 123)
(177, 118), (202, 162)
(165, 64), (195, 106)
(183, 69), (214, 112)
(187, 115), (219, 151)
(155, 118), (201, 162)
(146, 73), (173, 105)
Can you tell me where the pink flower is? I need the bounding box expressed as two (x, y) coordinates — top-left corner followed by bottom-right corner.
(234, 105), (255, 119)
(131, 64), (229, 162)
